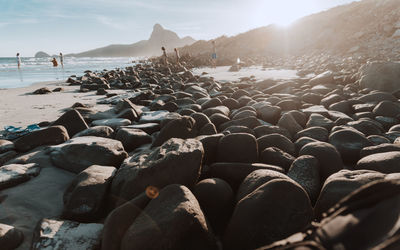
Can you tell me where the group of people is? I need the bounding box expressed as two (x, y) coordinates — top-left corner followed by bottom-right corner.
(160, 40), (218, 68)
(16, 52), (64, 69)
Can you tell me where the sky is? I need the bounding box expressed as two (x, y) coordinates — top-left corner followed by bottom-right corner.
(0, 0), (360, 57)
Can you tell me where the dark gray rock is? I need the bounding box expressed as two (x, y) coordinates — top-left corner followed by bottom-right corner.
(14, 126), (69, 152)
(73, 126), (114, 138)
(0, 163), (40, 190)
(51, 109), (89, 137)
(356, 152), (400, 174)
(0, 223), (24, 250)
(217, 133), (258, 163)
(115, 128), (152, 152)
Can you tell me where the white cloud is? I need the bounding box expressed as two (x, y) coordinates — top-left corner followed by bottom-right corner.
(95, 16), (127, 30)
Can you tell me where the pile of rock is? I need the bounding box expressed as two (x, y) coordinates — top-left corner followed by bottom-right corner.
(1, 60), (400, 249)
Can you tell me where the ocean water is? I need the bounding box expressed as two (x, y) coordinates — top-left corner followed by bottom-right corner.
(0, 57), (138, 89)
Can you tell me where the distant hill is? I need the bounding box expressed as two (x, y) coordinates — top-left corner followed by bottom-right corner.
(34, 51), (50, 58)
(179, 0), (400, 62)
(68, 24), (196, 57)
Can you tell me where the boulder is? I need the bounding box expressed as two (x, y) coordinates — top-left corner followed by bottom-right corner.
(102, 193), (150, 250)
(0, 140), (14, 154)
(73, 126), (114, 138)
(0, 223), (23, 250)
(258, 133), (294, 154)
(372, 101), (400, 118)
(32, 87), (51, 94)
(314, 169), (386, 219)
(329, 129), (372, 164)
(360, 143), (400, 158)
(14, 126), (69, 152)
(0, 150), (17, 166)
(63, 165), (117, 221)
(111, 138), (203, 206)
(356, 152), (400, 174)
(259, 147), (295, 171)
(197, 134), (224, 165)
(287, 155), (320, 204)
(223, 179), (313, 249)
(50, 136), (128, 173)
(277, 113), (303, 136)
(192, 178), (234, 234)
(299, 141), (343, 181)
(92, 118), (131, 130)
(359, 62), (400, 92)
(0, 163), (40, 190)
(115, 128), (152, 152)
(216, 133), (258, 163)
(121, 184), (217, 250)
(152, 116), (197, 147)
(51, 109), (89, 137)
(295, 126), (329, 142)
(31, 218), (103, 250)
(306, 113), (334, 131)
(308, 71), (334, 86)
(254, 125), (292, 140)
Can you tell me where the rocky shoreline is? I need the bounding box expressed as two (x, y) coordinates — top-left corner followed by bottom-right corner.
(1, 58), (400, 249)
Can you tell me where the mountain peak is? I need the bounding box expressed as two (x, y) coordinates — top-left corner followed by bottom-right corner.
(153, 23), (164, 31)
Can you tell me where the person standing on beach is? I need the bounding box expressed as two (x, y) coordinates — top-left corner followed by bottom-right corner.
(161, 47), (168, 65)
(16, 53), (21, 69)
(51, 57), (58, 67)
(211, 40), (217, 68)
(59, 53), (64, 68)
(174, 48), (180, 64)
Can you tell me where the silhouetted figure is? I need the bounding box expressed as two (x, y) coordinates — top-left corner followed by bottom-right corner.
(59, 53), (64, 68)
(174, 48), (180, 64)
(51, 58), (58, 67)
(161, 46), (168, 65)
(16, 53), (21, 69)
(211, 40), (217, 68)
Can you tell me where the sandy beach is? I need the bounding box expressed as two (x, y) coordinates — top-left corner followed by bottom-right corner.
(0, 81), (125, 129)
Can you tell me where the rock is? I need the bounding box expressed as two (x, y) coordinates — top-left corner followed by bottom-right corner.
(295, 136), (318, 154)
(0, 140), (14, 154)
(125, 123), (160, 134)
(347, 119), (383, 136)
(73, 126), (114, 138)
(63, 165), (117, 221)
(287, 155), (320, 204)
(254, 125), (292, 140)
(329, 128), (372, 164)
(32, 87), (52, 94)
(191, 112), (212, 130)
(203, 106), (230, 117)
(295, 126), (329, 142)
(152, 116), (197, 147)
(357, 91), (397, 103)
(204, 162), (284, 191)
(0, 223), (24, 250)
(14, 126), (69, 152)
(277, 113), (303, 136)
(359, 62), (400, 92)
(257, 133), (295, 156)
(192, 178), (234, 234)
(117, 108), (139, 121)
(31, 218), (103, 250)
(308, 71), (334, 86)
(111, 138), (203, 206)
(259, 147), (295, 171)
(372, 101), (400, 117)
(367, 135), (391, 145)
(114, 98), (142, 117)
(217, 133), (258, 163)
(199, 123), (217, 135)
(360, 143), (400, 158)
(236, 169), (289, 201)
(139, 111), (170, 124)
(102, 193), (150, 250)
(223, 179), (313, 249)
(201, 98), (222, 110)
(256, 105), (282, 124)
(210, 113), (230, 128)
(0, 163), (40, 190)
(51, 109), (89, 137)
(50, 136), (128, 173)
(232, 110), (257, 120)
(121, 184), (217, 250)
(197, 134), (224, 165)
(92, 118), (131, 130)
(356, 152), (400, 174)
(223, 125), (254, 135)
(306, 113), (334, 131)
(299, 141), (343, 181)
(314, 169), (386, 219)
(219, 116), (261, 131)
(115, 128), (152, 152)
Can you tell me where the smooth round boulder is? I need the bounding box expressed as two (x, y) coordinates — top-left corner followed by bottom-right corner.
(0, 223), (24, 250)
(73, 126), (114, 138)
(223, 179), (313, 250)
(257, 133), (295, 156)
(295, 126), (329, 142)
(287, 155), (320, 204)
(356, 152), (400, 174)
(216, 133), (258, 163)
(152, 116), (197, 147)
(190, 112), (212, 130)
(299, 141), (343, 181)
(314, 169), (386, 219)
(372, 101), (400, 118)
(329, 129), (372, 164)
(259, 147), (295, 171)
(115, 128), (152, 152)
(192, 178), (234, 234)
